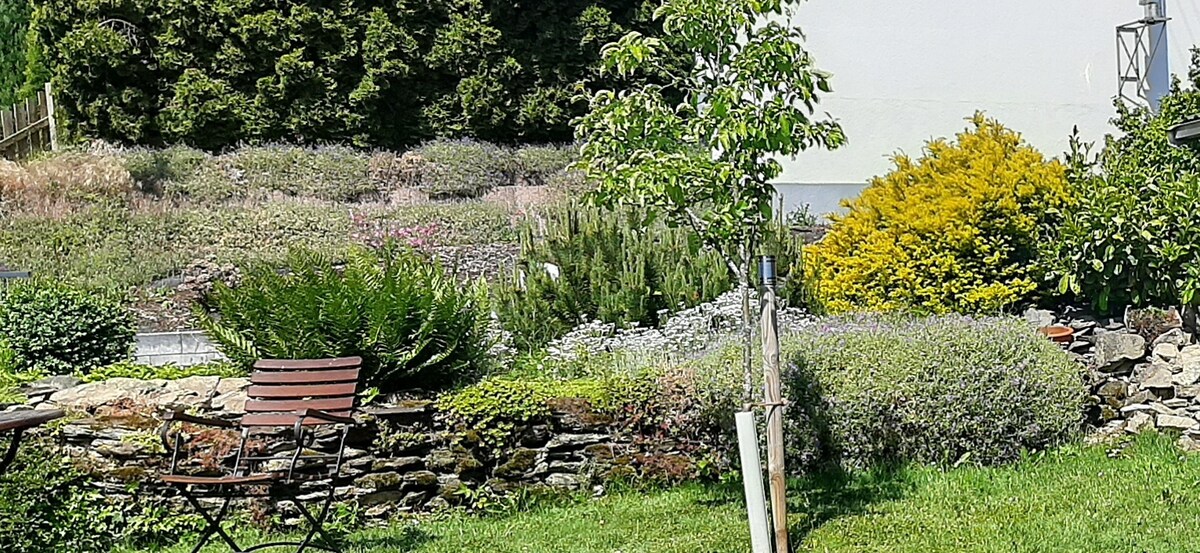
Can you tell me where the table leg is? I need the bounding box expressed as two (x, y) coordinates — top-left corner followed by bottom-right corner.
(0, 428), (24, 476)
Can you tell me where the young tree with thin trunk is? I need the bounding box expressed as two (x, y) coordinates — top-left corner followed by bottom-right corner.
(575, 0), (845, 401)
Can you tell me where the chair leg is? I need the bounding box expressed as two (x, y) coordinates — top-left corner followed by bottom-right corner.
(294, 486), (342, 553)
(0, 428), (24, 476)
(179, 489), (243, 553)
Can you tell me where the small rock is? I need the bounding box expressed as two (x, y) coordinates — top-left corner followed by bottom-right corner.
(1126, 411), (1154, 433)
(545, 473), (581, 489)
(1154, 328), (1192, 349)
(1023, 308), (1056, 328)
(1154, 343), (1181, 361)
(1139, 365), (1174, 389)
(26, 375), (81, 393)
(1164, 398), (1190, 409)
(1179, 385), (1200, 399)
(1176, 368), (1200, 387)
(1126, 390), (1153, 405)
(545, 433), (607, 450)
(364, 504), (391, 518)
(1151, 402), (1178, 415)
(1094, 333), (1146, 373)
(403, 471), (438, 487)
(1070, 319), (1098, 332)
(371, 457), (423, 472)
(1120, 403), (1153, 414)
(358, 472), (404, 491)
(357, 491), (404, 506)
(1159, 414), (1199, 430)
(1180, 435), (1200, 453)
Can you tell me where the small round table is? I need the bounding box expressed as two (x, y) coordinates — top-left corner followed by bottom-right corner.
(0, 409), (64, 475)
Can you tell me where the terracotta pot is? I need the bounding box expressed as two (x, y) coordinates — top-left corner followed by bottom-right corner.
(1037, 325), (1074, 344)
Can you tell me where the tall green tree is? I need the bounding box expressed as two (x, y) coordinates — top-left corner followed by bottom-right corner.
(0, 0), (31, 105)
(27, 0), (686, 148)
(575, 0), (845, 397)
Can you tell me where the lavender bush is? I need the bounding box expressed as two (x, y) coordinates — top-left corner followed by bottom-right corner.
(784, 314), (1085, 471)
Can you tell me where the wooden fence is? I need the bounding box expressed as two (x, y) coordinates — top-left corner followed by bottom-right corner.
(0, 83), (58, 161)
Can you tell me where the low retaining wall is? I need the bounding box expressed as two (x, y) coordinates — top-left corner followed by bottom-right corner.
(30, 377), (724, 517)
(134, 331), (223, 366)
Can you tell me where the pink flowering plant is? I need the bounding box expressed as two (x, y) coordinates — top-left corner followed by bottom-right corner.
(350, 211), (441, 253)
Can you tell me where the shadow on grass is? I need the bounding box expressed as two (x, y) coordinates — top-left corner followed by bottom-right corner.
(693, 360), (916, 549)
(344, 525), (435, 551)
(696, 465), (911, 547)
(785, 465), (911, 541)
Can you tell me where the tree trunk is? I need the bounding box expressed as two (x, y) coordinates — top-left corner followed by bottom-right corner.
(739, 272), (754, 405)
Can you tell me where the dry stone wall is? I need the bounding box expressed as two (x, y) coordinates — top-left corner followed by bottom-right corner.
(1034, 305), (1200, 449)
(15, 377), (722, 518)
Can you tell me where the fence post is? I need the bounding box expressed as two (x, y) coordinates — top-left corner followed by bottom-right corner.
(43, 82), (58, 152)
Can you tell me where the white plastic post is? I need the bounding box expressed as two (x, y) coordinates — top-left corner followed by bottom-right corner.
(736, 410), (772, 553)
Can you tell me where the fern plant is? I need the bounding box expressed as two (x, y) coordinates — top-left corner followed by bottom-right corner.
(197, 246), (491, 392)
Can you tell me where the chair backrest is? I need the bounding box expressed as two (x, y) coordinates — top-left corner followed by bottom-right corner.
(240, 356), (364, 428)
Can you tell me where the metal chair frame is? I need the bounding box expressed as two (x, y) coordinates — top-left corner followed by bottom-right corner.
(157, 357), (361, 553)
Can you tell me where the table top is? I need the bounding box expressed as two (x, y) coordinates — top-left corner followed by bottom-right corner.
(0, 409), (64, 433)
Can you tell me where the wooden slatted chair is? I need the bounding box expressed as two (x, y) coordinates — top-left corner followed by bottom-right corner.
(158, 356), (363, 553)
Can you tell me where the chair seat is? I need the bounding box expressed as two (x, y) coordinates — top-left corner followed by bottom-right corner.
(161, 473), (282, 486)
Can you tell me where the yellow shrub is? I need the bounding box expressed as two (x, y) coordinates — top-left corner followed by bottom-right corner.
(807, 114), (1071, 314)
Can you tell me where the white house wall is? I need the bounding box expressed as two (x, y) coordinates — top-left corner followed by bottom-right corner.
(775, 0), (1200, 215)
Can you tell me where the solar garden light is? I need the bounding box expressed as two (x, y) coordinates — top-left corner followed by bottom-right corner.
(1168, 118), (1200, 147)
(759, 255), (776, 288)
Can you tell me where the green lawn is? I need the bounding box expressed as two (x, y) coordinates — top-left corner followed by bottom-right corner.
(127, 433), (1200, 553)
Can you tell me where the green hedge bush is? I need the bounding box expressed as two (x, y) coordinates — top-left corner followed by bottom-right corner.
(493, 203), (732, 351)
(0, 281), (135, 375)
(29, 0), (684, 148)
(0, 0), (30, 106)
(784, 314), (1084, 471)
(198, 246), (491, 392)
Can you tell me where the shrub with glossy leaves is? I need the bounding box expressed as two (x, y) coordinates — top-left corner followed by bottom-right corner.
(784, 314), (1085, 471)
(1046, 52), (1200, 312)
(198, 246), (491, 392)
(806, 114), (1071, 314)
(0, 280), (135, 375)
